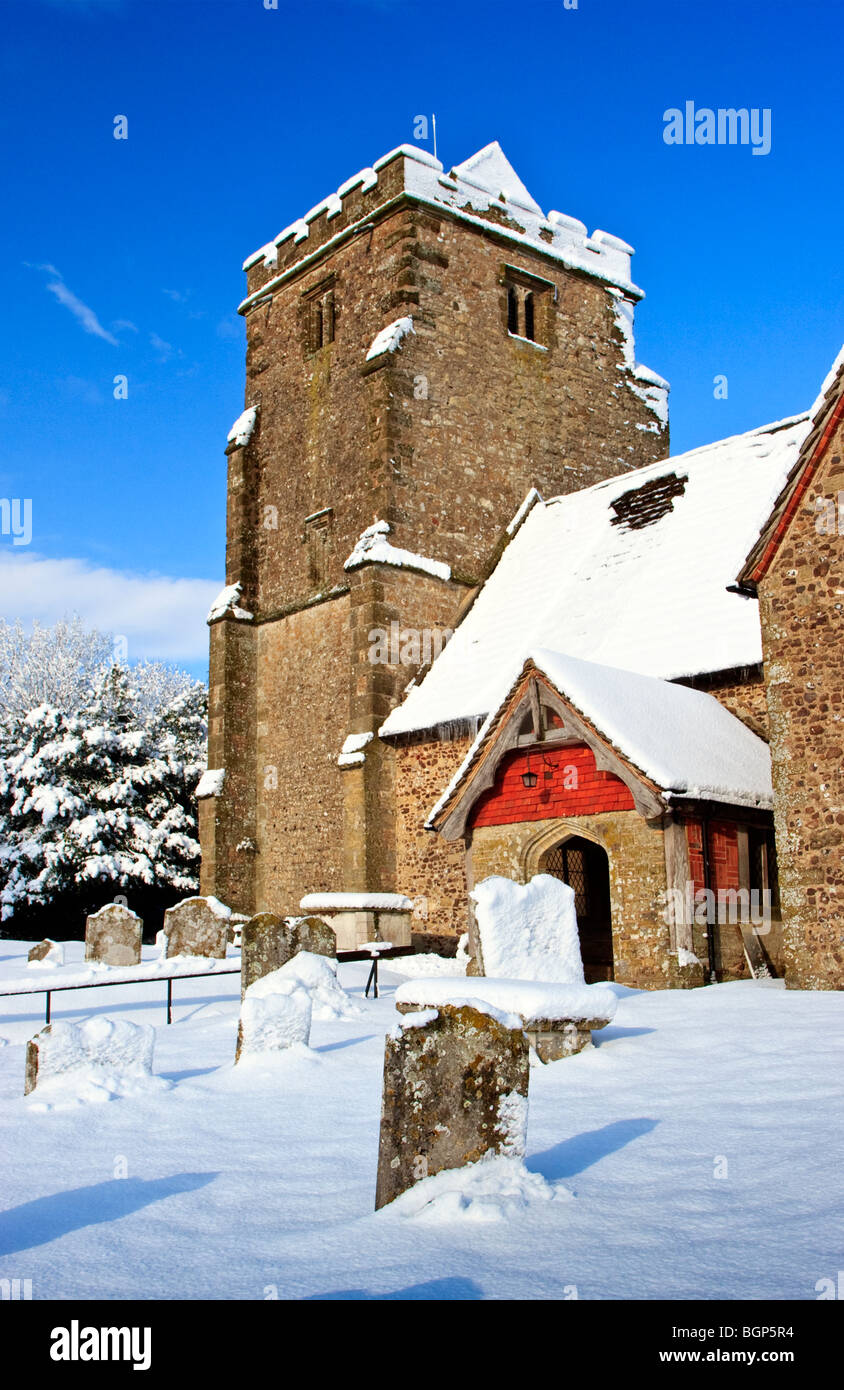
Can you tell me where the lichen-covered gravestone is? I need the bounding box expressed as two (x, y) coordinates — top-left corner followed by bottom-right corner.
(163, 897), (229, 959)
(374, 1003), (530, 1210)
(85, 904), (142, 967)
(295, 916), (336, 959)
(240, 913), (336, 998)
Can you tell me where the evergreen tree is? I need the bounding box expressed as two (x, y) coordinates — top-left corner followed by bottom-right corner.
(0, 639), (207, 936)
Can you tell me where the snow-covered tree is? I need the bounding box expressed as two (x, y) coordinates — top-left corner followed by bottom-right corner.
(0, 618), (114, 723)
(0, 625), (208, 936)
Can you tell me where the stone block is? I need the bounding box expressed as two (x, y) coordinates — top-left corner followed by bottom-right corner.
(163, 897), (229, 960)
(374, 1003), (529, 1210)
(394, 975), (617, 1063)
(84, 904), (142, 967)
(299, 894), (411, 951)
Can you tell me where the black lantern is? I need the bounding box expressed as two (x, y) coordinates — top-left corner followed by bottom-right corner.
(521, 753), (538, 789)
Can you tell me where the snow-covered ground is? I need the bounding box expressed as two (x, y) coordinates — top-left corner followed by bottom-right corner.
(0, 938), (841, 1301)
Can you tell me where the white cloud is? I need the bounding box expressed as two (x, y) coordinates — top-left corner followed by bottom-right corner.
(0, 553), (221, 665)
(33, 265), (119, 345)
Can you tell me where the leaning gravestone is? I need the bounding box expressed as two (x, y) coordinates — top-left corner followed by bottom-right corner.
(240, 913), (336, 997)
(28, 939), (64, 966)
(163, 897), (228, 960)
(374, 1003), (530, 1210)
(85, 904), (142, 967)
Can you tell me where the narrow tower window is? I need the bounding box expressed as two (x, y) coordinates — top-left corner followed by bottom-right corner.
(523, 291), (535, 342)
(304, 507), (334, 588)
(303, 278), (337, 354)
(502, 267), (553, 346)
(507, 285), (520, 335)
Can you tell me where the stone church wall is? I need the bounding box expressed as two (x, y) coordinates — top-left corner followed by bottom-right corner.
(758, 410), (844, 990)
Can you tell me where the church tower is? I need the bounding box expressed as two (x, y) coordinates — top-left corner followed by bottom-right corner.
(199, 140), (669, 916)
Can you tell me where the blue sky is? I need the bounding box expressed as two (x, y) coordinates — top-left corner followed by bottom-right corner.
(1, 0), (841, 676)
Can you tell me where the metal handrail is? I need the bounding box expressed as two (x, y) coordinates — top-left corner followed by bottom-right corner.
(0, 944), (415, 1023)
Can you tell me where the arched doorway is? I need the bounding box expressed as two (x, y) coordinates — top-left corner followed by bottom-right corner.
(540, 835), (614, 982)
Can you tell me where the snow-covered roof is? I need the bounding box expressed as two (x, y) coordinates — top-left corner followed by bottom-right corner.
(381, 413), (810, 739)
(430, 649), (773, 828)
(239, 141), (645, 313)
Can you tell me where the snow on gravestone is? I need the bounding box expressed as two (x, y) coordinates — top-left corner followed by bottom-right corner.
(235, 967), (313, 1062)
(25, 1016), (154, 1096)
(375, 1003), (529, 1211)
(163, 896), (229, 960)
(469, 874), (585, 983)
(85, 903), (143, 967)
(240, 913), (336, 998)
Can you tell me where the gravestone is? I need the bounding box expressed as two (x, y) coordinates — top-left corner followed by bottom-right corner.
(296, 916), (336, 958)
(85, 904), (142, 967)
(374, 1003), (529, 1210)
(28, 939), (64, 966)
(163, 897), (228, 959)
(235, 972), (313, 1062)
(25, 1016), (155, 1096)
(240, 913), (336, 998)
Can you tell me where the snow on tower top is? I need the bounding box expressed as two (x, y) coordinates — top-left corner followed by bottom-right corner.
(450, 141), (544, 216)
(239, 139), (643, 311)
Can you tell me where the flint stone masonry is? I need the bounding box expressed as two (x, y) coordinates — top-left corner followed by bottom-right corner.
(84, 904), (143, 967)
(395, 734), (473, 938)
(240, 913), (336, 997)
(163, 897), (229, 960)
(757, 409), (844, 989)
(374, 1002), (529, 1210)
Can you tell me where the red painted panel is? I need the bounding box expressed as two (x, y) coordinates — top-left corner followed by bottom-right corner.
(470, 743), (635, 828)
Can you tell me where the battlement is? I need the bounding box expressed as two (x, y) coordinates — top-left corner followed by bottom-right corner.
(239, 140), (643, 314)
